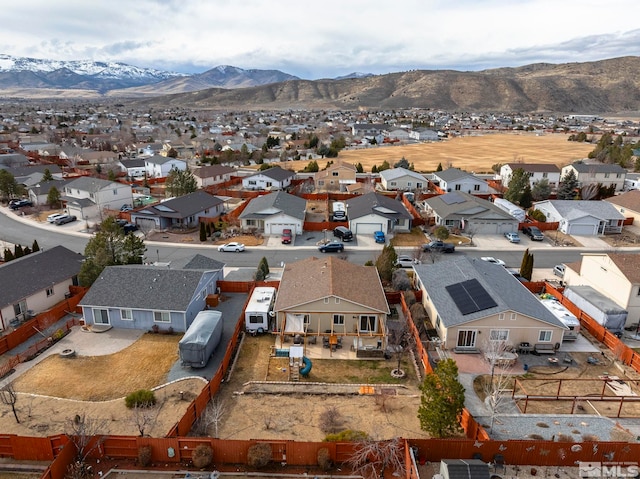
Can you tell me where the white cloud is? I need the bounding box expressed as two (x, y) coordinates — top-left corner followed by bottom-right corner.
(0, 0), (638, 78)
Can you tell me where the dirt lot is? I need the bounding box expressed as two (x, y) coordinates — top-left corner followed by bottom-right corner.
(338, 133), (595, 172)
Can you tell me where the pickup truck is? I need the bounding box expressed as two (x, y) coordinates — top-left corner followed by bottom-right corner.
(422, 240), (455, 253)
(522, 225), (545, 241)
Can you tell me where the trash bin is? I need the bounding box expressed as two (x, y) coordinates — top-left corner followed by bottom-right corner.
(524, 364), (529, 371)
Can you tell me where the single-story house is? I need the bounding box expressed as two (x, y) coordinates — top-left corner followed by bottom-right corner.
(422, 192), (519, 234)
(561, 161), (627, 192)
(432, 168), (490, 194)
(28, 178), (72, 206)
(345, 192), (413, 235)
(0, 246), (83, 332)
(409, 128), (439, 141)
(63, 177), (134, 220)
(413, 256), (567, 352)
(193, 164), (236, 188)
(274, 256), (390, 353)
(131, 190), (225, 230)
(500, 163), (561, 189)
(563, 253), (640, 328)
(242, 166), (295, 191)
(533, 200), (625, 235)
(239, 191), (306, 235)
(379, 167), (427, 191)
(145, 155), (187, 179)
(79, 255), (224, 332)
(605, 189), (640, 226)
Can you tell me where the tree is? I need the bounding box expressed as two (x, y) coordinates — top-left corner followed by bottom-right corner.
(480, 338), (515, 431)
(378, 160), (390, 172)
(47, 186), (62, 208)
(346, 437), (406, 479)
(375, 244), (397, 282)
(436, 162), (443, 172)
(166, 147), (178, 158)
(200, 221), (207, 242)
(65, 413), (108, 470)
(355, 162), (364, 173)
(258, 257), (270, 277)
(41, 168), (54, 182)
(520, 248), (534, 280)
(557, 169), (579, 200)
(165, 167), (197, 197)
(531, 178), (551, 201)
(31, 239), (40, 252)
(302, 160), (319, 173)
(433, 225), (450, 240)
(394, 157), (410, 169)
(193, 398), (227, 438)
(417, 358), (465, 438)
(14, 244), (24, 259)
(0, 384), (19, 423)
(0, 169), (20, 201)
(504, 167), (531, 206)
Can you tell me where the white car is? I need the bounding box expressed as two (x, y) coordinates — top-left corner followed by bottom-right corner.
(217, 242), (245, 252)
(481, 256), (506, 266)
(395, 255), (420, 268)
(47, 213), (65, 223)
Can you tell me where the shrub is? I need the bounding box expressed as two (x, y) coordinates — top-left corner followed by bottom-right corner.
(410, 303), (427, 325)
(192, 443), (213, 469)
(247, 443), (272, 469)
(52, 329), (65, 341)
(138, 445), (152, 466)
(317, 447), (332, 471)
(125, 389), (156, 409)
(324, 429), (369, 442)
(319, 405), (344, 434)
(528, 209), (546, 222)
(391, 269), (411, 291)
(404, 290), (416, 307)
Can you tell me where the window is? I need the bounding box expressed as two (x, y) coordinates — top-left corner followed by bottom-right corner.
(324, 298), (329, 304)
(538, 330), (552, 342)
(510, 313), (517, 321)
(303, 314), (310, 325)
(335, 298), (340, 304)
(407, 182), (412, 187)
(490, 329), (509, 341)
(93, 308), (109, 325)
(46, 286), (54, 297)
(435, 316), (441, 328)
(333, 314), (345, 325)
(604, 173), (610, 178)
(113, 189), (118, 195)
(332, 172), (339, 177)
(542, 172), (548, 178)
(248, 180), (256, 185)
(473, 184), (480, 191)
(390, 182), (397, 186)
(121, 309), (133, 321)
(359, 315), (376, 332)
(154, 311), (171, 323)
(454, 184), (462, 190)
(13, 300), (27, 317)
(498, 313), (505, 321)
(249, 315), (262, 324)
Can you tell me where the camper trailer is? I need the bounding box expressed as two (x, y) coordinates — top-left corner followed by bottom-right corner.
(539, 299), (581, 341)
(179, 310), (223, 368)
(245, 286), (276, 335)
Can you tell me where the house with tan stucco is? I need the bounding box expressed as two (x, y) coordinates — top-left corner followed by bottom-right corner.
(605, 189), (640, 226)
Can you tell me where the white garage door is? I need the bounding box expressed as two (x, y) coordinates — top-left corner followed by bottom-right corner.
(468, 221), (499, 234)
(568, 223), (597, 235)
(268, 223), (297, 235)
(354, 222), (383, 235)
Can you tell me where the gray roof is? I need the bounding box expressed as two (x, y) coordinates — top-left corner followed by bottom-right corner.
(136, 190), (224, 219)
(345, 192), (412, 221)
(379, 167), (426, 182)
(536, 200), (625, 221)
(239, 191), (307, 221)
(172, 254), (225, 271)
(0, 246), (84, 309)
(193, 164), (235, 178)
(505, 163), (560, 173)
(567, 162), (627, 174)
(145, 154), (183, 165)
(413, 256), (566, 328)
(441, 459), (490, 479)
(79, 265), (216, 311)
(7, 164), (63, 177)
(65, 176), (121, 193)
(424, 192), (516, 221)
(120, 158), (146, 168)
(245, 166), (295, 182)
(433, 167), (479, 182)
(29, 178), (72, 196)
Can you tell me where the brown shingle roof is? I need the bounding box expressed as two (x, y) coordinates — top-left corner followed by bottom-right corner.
(274, 257), (389, 313)
(605, 190), (640, 213)
(607, 253), (640, 284)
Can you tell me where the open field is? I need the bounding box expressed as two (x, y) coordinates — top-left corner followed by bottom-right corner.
(337, 133), (595, 172)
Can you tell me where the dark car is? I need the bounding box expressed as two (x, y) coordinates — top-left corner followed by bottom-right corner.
(54, 214), (77, 225)
(115, 218), (138, 233)
(318, 241), (344, 253)
(281, 229), (292, 244)
(422, 240), (455, 253)
(333, 226), (353, 242)
(9, 199), (33, 210)
(522, 225), (545, 241)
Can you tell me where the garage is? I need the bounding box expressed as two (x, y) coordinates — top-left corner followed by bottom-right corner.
(353, 222), (383, 235)
(267, 223), (298, 235)
(567, 223), (597, 235)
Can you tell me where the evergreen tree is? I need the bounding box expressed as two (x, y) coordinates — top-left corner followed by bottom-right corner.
(258, 257), (270, 277)
(504, 168), (530, 206)
(14, 244), (24, 258)
(558, 169), (579, 200)
(3, 248), (13, 262)
(0, 170), (20, 200)
(375, 244), (398, 282)
(394, 157), (410, 169)
(165, 167), (197, 197)
(436, 162), (443, 172)
(531, 178), (551, 201)
(23, 246), (31, 256)
(31, 240), (40, 252)
(417, 358), (465, 438)
(41, 168), (54, 182)
(520, 249), (534, 280)
(199, 221), (207, 242)
(378, 160), (391, 172)
(355, 162), (364, 173)
(47, 186), (62, 208)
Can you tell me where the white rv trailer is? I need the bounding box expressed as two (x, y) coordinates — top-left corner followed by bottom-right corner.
(244, 286), (276, 335)
(540, 299), (581, 341)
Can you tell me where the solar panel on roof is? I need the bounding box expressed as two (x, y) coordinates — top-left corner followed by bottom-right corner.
(446, 278), (498, 315)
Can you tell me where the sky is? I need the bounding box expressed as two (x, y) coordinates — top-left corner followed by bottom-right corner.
(1, 0), (639, 79)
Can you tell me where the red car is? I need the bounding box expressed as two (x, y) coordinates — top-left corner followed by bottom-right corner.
(281, 229), (292, 244)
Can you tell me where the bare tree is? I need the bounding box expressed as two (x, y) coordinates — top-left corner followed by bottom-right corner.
(66, 413), (109, 462)
(319, 405), (345, 434)
(0, 384), (19, 423)
(465, 226), (477, 246)
(193, 397), (227, 438)
(387, 316), (414, 378)
(130, 400), (164, 437)
(481, 339), (515, 431)
(346, 437), (406, 479)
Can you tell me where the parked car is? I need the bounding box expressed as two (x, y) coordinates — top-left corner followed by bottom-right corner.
(481, 256), (506, 266)
(318, 241), (344, 253)
(54, 214), (77, 225)
(333, 226), (353, 242)
(422, 240), (455, 253)
(395, 255), (420, 268)
(373, 231), (386, 243)
(9, 199), (32, 210)
(522, 225), (545, 241)
(553, 264), (566, 277)
(281, 229), (292, 244)
(217, 242), (245, 252)
(504, 231), (521, 243)
(47, 213), (65, 223)
(120, 204), (133, 212)
(116, 220), (138, 233)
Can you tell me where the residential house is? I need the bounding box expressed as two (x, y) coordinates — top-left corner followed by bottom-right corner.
(500, 163), (561, 189)
(274, 256), (390, 353)
(0, 153), (29, 168)
(119, 158), (147, 179)
(7, 164), (64, 188)
(413, 256), (567, 352)
(422, 191), (519, 234)
(563, 253), (640, 328)
(131, 190), (225, 230)
(28, 178), (72, 206)
(351, 123), (388, 137)
(63, 177), (134, 220)
(0, 246), (83, 332)
(239, 191), (306, 235)
(345, 192), (413, 234)
(623, 173), (640, 191)
(533, 200), (625, 235)
(561, 161), (627, 192)
(314, 161), (357, 192)
(79, 255), (224, 332)
(605, 189), (640, 225)
(409, 128), (439, 141)
(432, 168), (490, 194)
(145, 155), (187, 179)
(193, 164), (236, 188)
(379, 167), (427, 191)
(242, 166), (295, 191)
(387, 128), (411, 141)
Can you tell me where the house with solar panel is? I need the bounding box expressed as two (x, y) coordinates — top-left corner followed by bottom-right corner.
(413, 256), (567, 353)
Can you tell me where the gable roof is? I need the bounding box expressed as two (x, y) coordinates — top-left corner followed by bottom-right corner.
(79, 265), (216, 311)
(605, 189), (640, 212)
(536, 200), (625, 221)
(245, 166), (295, 182)
(193, 164), (235, 178)
(136, 190), (223, 218)
(171, 254), (225, 271)
(566, 162), (627, 174)
(505, 163), (560, 173)
(274, 256), (389, 314)
(379, 167), (426, 182)
(433, 167), (482, 182)
(145, 154), (185, 166)
(413, 256), (566, 328)
(424, 192), (516, 221)
(239, 191), (306, 221)
(603, 253), (640, 284)
(29, 178), (73, 196)
(345, 192), (412, 220)
(0, 246), (84, 309)
(120, 158), (146, 168)
(65, 176), (122, 193)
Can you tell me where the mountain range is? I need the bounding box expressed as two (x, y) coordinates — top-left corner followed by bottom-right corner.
(1, 54), (640, 113)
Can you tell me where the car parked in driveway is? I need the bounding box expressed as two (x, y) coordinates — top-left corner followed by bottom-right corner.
(553, 264), (566, 277)
(281, 229), (292, 244)
(54, 214), (77, 225)
(504, 231), (521, 243)
(9, 199), (32, 210)
(217, 242), (245, 252)
(522, 225), (545, 241)
(373, 231), (386, 243)
(47, 213), (65, 223)
(318, 241), (344, 253)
